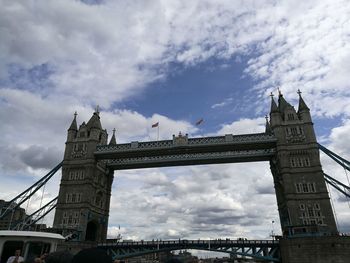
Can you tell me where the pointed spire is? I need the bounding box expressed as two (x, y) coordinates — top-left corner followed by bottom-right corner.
(270, 92), (278, 113)
(277, 88), (292, 112)
(86, 109), (102, 130)
(68, 112), (78, 131)
(265, 115), (272, 133)
(109, 128), (117, 145)
(297, 89), (310, 112)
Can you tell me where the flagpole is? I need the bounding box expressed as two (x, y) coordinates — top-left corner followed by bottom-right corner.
(157, 124), (159, 141)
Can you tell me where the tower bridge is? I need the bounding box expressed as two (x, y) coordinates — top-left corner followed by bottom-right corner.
(2, 91), (350, 262)
(54, 92), (339, 245)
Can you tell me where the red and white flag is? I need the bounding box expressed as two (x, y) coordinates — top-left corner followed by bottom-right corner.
(152, 122), (159, 128)
(195, 118), (204, 126)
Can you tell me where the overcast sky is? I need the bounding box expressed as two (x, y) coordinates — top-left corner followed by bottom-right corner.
(1, 0), (350, 242)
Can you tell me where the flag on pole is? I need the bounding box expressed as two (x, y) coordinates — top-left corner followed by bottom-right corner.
(152, 122), (159, 128)
(195, 118), (204, 126)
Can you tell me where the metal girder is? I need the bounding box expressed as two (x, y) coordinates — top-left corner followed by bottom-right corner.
(95, 133), (277, 158)
(0, 162), (62, 221)
(324, 173), (350, 198)
(318, 144), (350, 171)
(98, 239), (280, 262)
(105, 149), (276, 170)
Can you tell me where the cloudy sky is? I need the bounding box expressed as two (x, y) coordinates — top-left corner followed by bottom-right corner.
(1, 0), (350, 243)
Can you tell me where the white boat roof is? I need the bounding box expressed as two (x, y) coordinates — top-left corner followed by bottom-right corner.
(0, 231), (64, 240)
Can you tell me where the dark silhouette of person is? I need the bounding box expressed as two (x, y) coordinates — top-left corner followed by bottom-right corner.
(71, 248), (112, 263)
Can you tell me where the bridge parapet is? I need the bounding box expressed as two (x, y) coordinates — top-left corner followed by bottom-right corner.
(95, 133), (276, 154)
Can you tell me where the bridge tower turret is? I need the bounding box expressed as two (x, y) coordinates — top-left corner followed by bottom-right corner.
(53, 110), (113, 242)
(269, 91), (337, 236)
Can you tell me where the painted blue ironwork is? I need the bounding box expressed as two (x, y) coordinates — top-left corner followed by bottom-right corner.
(318, 144), (350, 198)
(95, 133), (277, 170)
(96, 133), (276, 153)
(106, 149), (276, 170)
(318, 143), (350, 172)
(324, 173), (350, 198)
(10, 197), (58, 230)
(98, 239), (280, 262)
(0, 162), (62, 221)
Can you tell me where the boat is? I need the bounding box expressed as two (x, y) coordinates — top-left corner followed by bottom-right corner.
(0, 230), (65, 263)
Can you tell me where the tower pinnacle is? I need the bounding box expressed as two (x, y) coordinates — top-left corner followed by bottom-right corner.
(109, 128), (117, 145)
(297, 89), (310, 112)
(68, 112), (78, 131)
(270, 92), (278, 113)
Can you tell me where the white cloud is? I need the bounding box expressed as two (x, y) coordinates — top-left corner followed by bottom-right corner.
(1, 0), (350, 241)
(218, 117), (265, 135)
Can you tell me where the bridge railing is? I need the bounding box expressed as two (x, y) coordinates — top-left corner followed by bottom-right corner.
(100, 239), (279, 247)
(96, 133), (277, 153)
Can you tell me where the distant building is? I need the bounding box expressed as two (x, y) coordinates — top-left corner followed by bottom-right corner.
(0, 199), (46, 230)
(0, 199), (27, 230)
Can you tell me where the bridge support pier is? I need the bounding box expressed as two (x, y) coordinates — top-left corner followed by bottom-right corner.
(280, 236), (350, 263)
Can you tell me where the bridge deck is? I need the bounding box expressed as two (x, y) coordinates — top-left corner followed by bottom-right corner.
(95, 133), (277, 170)
(98, 239), (280, 262)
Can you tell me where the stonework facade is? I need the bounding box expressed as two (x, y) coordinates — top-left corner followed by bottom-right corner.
(53, 93), (338, 244)
(53, 111), (114, 242)
(269, 92), (337, 235)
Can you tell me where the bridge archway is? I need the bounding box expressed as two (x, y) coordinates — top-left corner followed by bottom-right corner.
(86, 220), (99, 241)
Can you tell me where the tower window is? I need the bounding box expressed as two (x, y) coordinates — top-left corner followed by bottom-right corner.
(302, 183), (308, 193)
(307, 207), (314, 217)
(308, 183), (316, 192)
(287, 113), (295, 120)
(291, 158), (296, 167)
(304, 157), (310, 167)
(309, 219), (316, 225)
(66, 194), (71, 203)
(296, 182), (316, 193)
(291, 127), (298, 135)
(77, 193), (82, 202)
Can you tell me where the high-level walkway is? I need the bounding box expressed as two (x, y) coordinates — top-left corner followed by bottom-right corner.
(95, 133), (277, 169)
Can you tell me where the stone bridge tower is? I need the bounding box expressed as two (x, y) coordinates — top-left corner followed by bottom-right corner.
(269, 91), (337, 236)
(53, 110), (114, 242)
